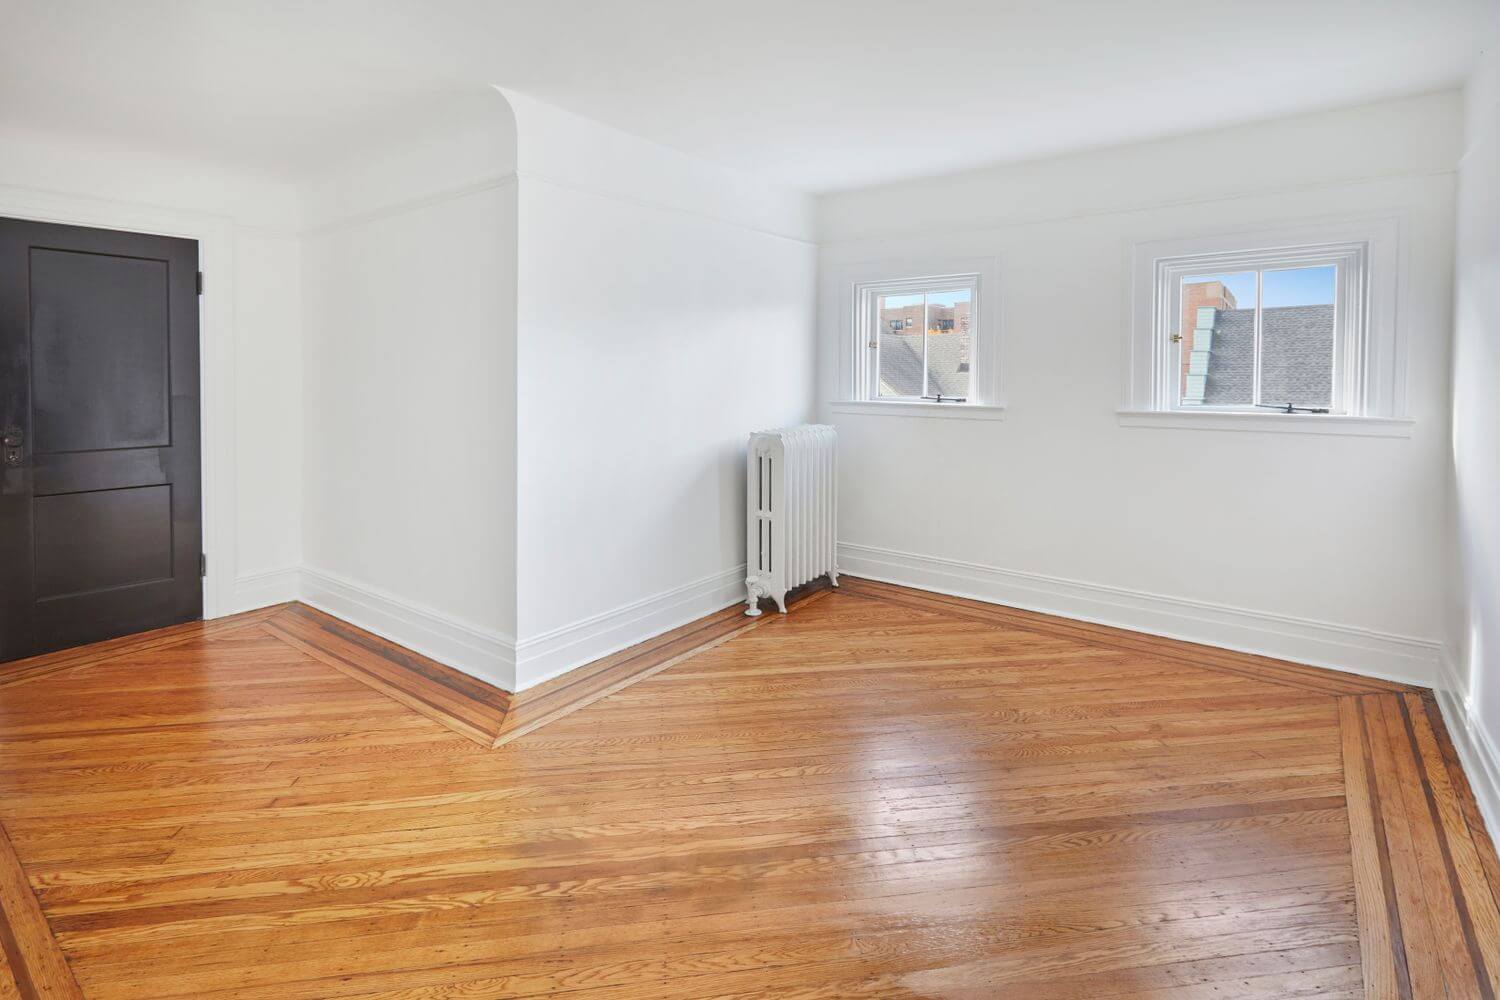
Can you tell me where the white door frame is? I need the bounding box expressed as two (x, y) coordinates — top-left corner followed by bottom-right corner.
(0, 183), (238, 619)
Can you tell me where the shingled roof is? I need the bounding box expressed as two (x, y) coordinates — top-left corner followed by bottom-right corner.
(878, 333), (970, 399)
(1203, 304), (1334, 408)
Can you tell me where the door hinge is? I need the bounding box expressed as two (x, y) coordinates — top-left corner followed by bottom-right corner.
(199, 553), (207, 577)
(196, 271), (204, 295)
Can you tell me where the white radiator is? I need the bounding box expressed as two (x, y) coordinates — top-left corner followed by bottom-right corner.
(745, 424), (838, 616)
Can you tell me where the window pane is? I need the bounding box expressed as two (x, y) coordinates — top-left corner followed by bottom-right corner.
(876, 292), (923, 397)
(923, 289), (971, 399)
(1179, 272), (1254, 407)
(1259, 266), (1336, 410)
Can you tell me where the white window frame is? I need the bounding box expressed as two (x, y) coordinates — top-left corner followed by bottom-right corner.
(1163, 244), (1364, 413)
(832, 256), (1004, 421)
(860, 273), (979, 403)
(1122, 218), (1412, 436)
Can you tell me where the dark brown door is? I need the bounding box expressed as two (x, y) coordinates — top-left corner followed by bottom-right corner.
(0, 218), (202, 662)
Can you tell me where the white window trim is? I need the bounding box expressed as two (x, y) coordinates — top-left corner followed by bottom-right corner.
(829, 399), (1007, 421)
(1122, 217), (1407, 433)
(1115, 409), (1414, 438)
(832, 256), (1003, 420)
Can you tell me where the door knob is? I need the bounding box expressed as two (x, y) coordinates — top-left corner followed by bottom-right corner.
(3, 426), (22, 467)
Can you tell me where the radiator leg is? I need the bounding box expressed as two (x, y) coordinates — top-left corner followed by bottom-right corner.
(828, 571), (840, 588)
(773, 591), (788, 614)
(744, 579), (765, 617)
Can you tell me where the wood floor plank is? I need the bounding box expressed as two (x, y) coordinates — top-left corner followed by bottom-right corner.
(841, 576), (1415, 696)
(1378, 693), (1484, 999)
(1403, 693), (1500, 995)
(1340, 696), (1408, 999)
(0, 944), (21, 1000)
(0, 819), (83, 999)
(1362, 694), (1448, 997)
(0, 605), (289, 691)
(0, 582), (1493, 997)
(1341, 691), (1500, 1000)
(264, 606), (507, 746)
(492, 581), (835, 746)
(1422, 695), (1500, 919)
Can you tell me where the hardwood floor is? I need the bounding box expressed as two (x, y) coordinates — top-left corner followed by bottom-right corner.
(265, 604), (513, 746)
(491, 582), (833, 747)
(1340, 693), (1500, 997)
(0, 579), (1493, 997)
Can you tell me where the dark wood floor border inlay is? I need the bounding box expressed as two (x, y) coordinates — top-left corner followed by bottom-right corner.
(266, 585), (843, 747)
(0, 894), (26, 1000)
(1341, 692), (1500, 998)
(490, 581), (835, 746)
(264, 606), (511, 747)
(2, 577), (1426, 752)
(841, 576), (1416, 696)
(1, 586), (844, 752)
(0, 819), (84, 999)
(257, 585), (834, 747)
(0, 578), (1427, 752)
(0, 604), (289, 691)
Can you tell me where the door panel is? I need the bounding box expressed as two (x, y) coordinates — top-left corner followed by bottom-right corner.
(31, 248), (172, 453)
(33, 485), (175, 599)
(0, 218), (201, 662)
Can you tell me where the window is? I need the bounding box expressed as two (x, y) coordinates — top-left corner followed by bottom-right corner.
(858, 274), (979, 403)
(833, 257), (1002, 420)
(1171, 257), (1348, 412)
(868, 280), (974, 402)
(1125, 220), (1407, 431)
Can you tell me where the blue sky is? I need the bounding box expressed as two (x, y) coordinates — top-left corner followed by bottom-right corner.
(882, 289), (971, 309)
(1185, 265), (1335, 308)
(927, 289), (970, 307)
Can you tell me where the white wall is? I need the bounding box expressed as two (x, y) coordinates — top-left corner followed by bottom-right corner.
(233, 232), (304, 585)
(817, 92), (1462, 684)
(291, 90), (818, 692)
(2, 83), (1468, 709)
(1448, 39), (1500, 812)
(0, 121), (304, 618)
(508, 93), (817, 688)
(299, 93), (519, 688)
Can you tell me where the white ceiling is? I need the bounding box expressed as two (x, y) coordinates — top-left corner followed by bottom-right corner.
(1, 0), (1493, 193)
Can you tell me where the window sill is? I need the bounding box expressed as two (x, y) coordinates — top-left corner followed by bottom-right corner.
(830, 400), (1007, 422)
(1115, 409), (1415, 438)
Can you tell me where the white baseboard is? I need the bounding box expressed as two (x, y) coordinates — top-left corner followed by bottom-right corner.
(1434, 646), (1500, 842)
(1432, 686), (1500, 838)
(216, 563), (748, 696)
(1437, 643), (1469, 711)
(838, 542), (1444, 689)
(514, 565), (747, 691)
(228, 567), (302, 614)
(298, 566), (517, 692)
